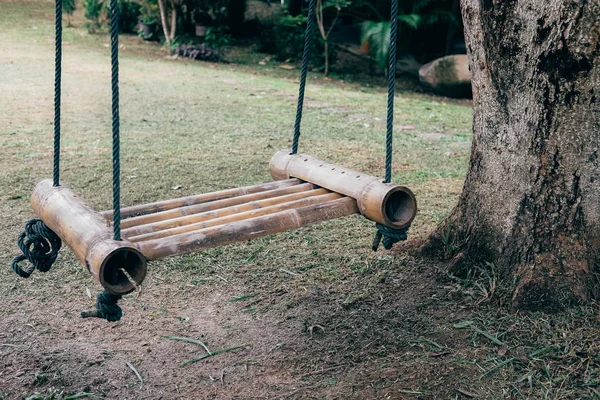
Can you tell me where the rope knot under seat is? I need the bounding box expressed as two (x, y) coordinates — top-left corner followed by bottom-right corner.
(372, 223), (409, 251)
(81, 290), (123, 322)
(11, 219), (62, 278)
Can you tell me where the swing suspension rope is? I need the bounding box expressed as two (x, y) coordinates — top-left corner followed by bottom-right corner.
(12, 0), (408, 318)
(110, 0), (122, 242)
(10, 0), (65, 278)
(11, 0), (124, 320)
(291, 0), (408, 250)
(53, 0), (62, 187)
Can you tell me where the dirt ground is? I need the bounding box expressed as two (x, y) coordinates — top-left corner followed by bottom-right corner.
(1, 1), (599, 399)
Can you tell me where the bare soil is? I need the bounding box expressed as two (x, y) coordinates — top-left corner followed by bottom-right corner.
(2, 254), (482, 399)
(1, 2), (598, 399)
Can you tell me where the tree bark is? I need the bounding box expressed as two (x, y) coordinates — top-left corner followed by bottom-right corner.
(157, 0), (171, 45)
(169, 0), (177, 42)
(315, 0), (341, 76)
(426, 0), (600, 311)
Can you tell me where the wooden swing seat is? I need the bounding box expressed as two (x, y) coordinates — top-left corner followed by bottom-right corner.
(31, 151), (416, 295)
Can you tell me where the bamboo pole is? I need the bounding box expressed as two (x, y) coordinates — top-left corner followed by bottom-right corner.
(101, 178), (301, 220)
(129, 191), (342, 242)
(123, 188), (330, 238)
(31, 180), (146, 294)
(120, 183), (315, 229)
(137, 197), (359, 260)
(269, 150), (417, 229)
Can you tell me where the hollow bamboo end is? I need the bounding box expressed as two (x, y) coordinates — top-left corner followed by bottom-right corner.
(379, 186), (417, 229)
(31, 179), (147, 295)
(269, 150), (418, 229)
(92, 243), (147, 295)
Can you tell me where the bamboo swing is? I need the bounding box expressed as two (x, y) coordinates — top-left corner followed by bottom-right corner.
(31, 151), (416, 294)
(12, 0), (414, 320)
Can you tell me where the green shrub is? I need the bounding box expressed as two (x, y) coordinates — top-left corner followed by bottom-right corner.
(118, 0), (141, 33)
(205, 25), (232, 50)
(139, 0), (159, 24)
(64, 0), (76, 26)
(83, 0), (106, 33)
(258, 14), (325, 67)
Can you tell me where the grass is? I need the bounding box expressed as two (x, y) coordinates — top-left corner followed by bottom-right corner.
(1, 1), (599, 399)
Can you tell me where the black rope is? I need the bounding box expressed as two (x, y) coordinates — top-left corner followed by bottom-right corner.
(11, 4), (63, 279)
(81, 290), (123, 322)
(373, 0), (409, 251)
(11, 219), (62, 278)
(372, 223), (408, 251)
(110, 0), (122, 241)
(291, 0), (316, 155)
(53, 0), (63, 187)
(385, 0), (399, 184)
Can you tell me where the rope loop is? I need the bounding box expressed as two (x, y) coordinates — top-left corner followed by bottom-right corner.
(81, 290), (123, 322)
(372, 223), (409, 251)
(11, 219), (62, 278)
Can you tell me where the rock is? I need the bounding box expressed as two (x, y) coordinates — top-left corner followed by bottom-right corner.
(396, 54), (422, 77)
(419, 54), (472, 98)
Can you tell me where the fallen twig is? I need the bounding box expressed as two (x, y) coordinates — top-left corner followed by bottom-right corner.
(279, 268), (299, 276)
(161, 335), (212, 355)
(398, 389), (423, 395)
(126, 362), (143, 386)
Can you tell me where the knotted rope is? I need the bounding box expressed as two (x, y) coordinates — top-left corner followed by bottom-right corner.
(81, 290), (123, 322)
(11, 3), (63, 278)
(11, 219), (62, 278)
(78, 0), (125, 322)
(371, 223), (409, 251)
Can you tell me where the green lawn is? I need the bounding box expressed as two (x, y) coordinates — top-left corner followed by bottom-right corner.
(3, 2), (597, 400)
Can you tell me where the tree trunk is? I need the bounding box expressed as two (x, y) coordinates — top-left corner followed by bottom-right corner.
(426, 0), (600, 311)
(323, 41), (329, 76)
(169, 0), (177, 42)
(157, 0), (171, 45)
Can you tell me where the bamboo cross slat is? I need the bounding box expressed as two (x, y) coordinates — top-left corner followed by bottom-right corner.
(127, 191), (342, 243)
(101, 178), (302, 220)
(119, 183), (316, 229)
(122, 188), (331, 238)
(137, 197), (360, 260)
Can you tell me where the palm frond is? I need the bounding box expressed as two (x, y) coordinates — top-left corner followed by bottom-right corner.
(360, 20), (391, 70)
(412, 0), (436, 12)
(423, 9), (459, 26)
(397, 13), (422, 29)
